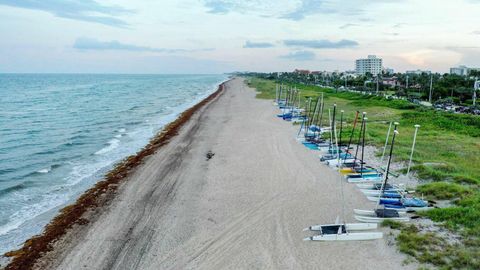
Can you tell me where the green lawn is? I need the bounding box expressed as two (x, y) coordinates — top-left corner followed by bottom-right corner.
(248, 77), (480, 269)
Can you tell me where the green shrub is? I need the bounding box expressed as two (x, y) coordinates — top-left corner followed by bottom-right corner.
(409, 163), (458, 181)
(381, 219), (405, 230)
(419, 192), (480, 232)
(416, 182), (472, 200)
(454, 175), (480, 185)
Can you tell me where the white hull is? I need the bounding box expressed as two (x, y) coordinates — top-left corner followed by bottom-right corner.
(356, 183), (404, 189)
(296, 137), (306, 142)
(281, 108), (303, 114)
(304, 232), (383, 241)
(366, 196), (402, 202)
(303, 223), (378, 232)
(361, 189), (404, 196)
(318, 148), (339, 153)
(353, 209), (407, 217)
(325, 159), (355, 167)
(347, 177), (383, 183)
(354, 215), (409, 223)
(291, 118), (306, 123)
(367, 196), (381, 202)
(385, 206), (434, 212)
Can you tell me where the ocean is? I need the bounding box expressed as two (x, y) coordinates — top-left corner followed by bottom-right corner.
(0, 74), (228, 254)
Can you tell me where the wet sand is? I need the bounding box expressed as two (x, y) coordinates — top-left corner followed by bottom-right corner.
(29, 78), (413, 269)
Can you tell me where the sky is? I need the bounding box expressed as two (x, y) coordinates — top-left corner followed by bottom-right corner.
(0, 0), (479, 74)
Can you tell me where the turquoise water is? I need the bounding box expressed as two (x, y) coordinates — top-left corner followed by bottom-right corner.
(0, 74), (228, 254)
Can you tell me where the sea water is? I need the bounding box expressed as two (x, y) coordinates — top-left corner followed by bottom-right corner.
(0, 74), (228, 254)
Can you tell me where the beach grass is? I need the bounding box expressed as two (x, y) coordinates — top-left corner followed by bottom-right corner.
(382, 220), (480, 269)
(248, 77), (480, 269)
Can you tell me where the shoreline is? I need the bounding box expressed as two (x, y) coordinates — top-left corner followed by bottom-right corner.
(2, 80), (228, 270)
(4, 78), (413, 270)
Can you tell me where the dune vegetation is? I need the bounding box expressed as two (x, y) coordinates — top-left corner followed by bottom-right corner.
(248, 77), (480, 269)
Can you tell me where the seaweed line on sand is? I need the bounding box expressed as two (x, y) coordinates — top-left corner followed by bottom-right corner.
(2, 81), (227, 270)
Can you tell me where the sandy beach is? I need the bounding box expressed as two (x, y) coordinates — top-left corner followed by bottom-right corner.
(15, 78), (414, 270)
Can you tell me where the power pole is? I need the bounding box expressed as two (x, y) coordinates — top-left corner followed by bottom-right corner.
(406, 75), (409, 89)
(429, 74), (433, 103)
(474, 79), (479, 106)
(376, 75), (379, 94)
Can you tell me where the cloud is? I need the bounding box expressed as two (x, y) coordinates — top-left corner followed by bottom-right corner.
(202, 1), (294, 17)
(445, 46), (480, 67)
(73, 38), (187, 53)
(384, 32), (400, 36)
(203, 0), (234, 14)
(359, 18), (374, 22)
(446, 46), (480, 50)
(283, 39), (359, 49)
(393, 23), (407, 28)
(243, 41), (275, 48)
(339, 23), (359, 29)
(279, 50), (316, 61)
(280, 0), (330, 21)
(0, 0), (132, 27)
(472, 30), (480, 35)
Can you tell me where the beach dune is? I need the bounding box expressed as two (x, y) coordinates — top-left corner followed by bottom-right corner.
(29, 78), (412, 269)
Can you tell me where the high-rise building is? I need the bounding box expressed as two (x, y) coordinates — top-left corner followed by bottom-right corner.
(450, 65), (480, 76)
(450, 65), (469, 76)
(355, 55), (383, 76)
(406, 69), (431, 75)
(384, 68), (395, 74)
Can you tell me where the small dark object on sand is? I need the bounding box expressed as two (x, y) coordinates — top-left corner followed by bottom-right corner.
(206, 151), (215, 160)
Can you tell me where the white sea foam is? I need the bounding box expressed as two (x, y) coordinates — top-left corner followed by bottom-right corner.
(0, 74), (230, 255)
(94, 139), (120, 155)
(0, 188), (69, 239)
(37, 167), (51, 174)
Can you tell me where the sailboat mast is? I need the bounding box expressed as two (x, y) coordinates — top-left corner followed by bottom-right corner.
(380, 121), (393, 164)
(339, 110), (344, 146)
(318, 93), (324, 128)
(360, 117), (367, 177)
(308, 98), (319, 130)
(276, 84), (279, 103)
(328, 109), (332, 145)
(280, 84), (284, 103)
(380, 124), (399, 198)
(354, 113), (366, 163)
(342, 111), (359, 165)
(332, 105), (346, 224)
(331, 105), (337, 152)
(406, 124), (420, 175)
(332, 105), (337, 155)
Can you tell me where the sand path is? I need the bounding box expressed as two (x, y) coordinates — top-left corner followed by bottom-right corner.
(38, 78), (413, 270)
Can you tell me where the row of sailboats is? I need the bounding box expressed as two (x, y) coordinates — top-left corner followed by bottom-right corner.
(272, 85), (433, 241)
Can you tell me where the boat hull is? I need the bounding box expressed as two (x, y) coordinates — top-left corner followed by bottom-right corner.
(361, 189), (403, 196)
(353, 209), (407, 217)
(367, 194), (402, 202)
(304, 223), (378, 232)
(354, 215), (409, 223)
(347, 177), (383, 183)
(325, 159), (355, 167)
(304, 232), (383, 241)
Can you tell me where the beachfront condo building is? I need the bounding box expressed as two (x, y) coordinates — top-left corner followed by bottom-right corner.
(355, 55), (383, 76)
(450, 65), (480, 76)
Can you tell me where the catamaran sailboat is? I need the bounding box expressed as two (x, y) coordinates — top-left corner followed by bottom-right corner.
(304, 104), (383, 241)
